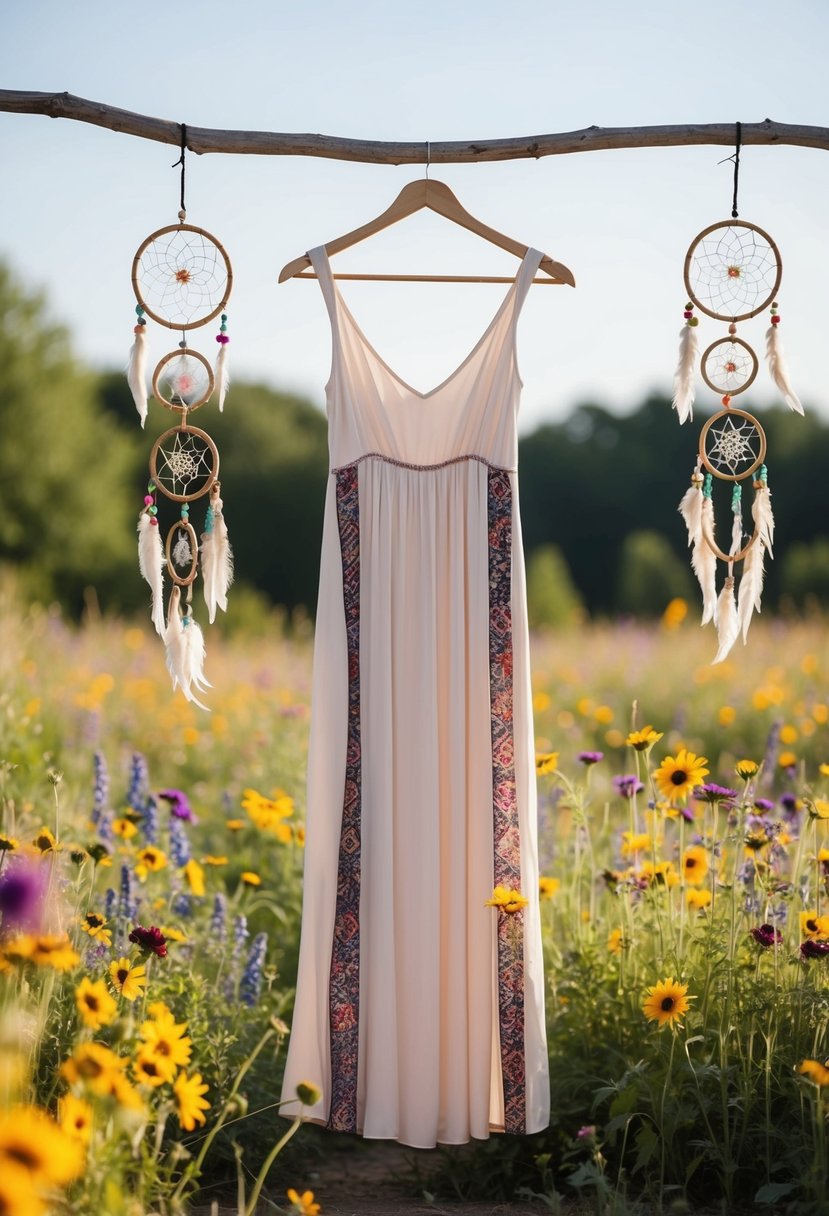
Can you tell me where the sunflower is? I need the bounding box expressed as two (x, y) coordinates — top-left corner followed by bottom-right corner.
(798, 1059), (829, 1087)
(621, 831), (651, 858)
(535, 753), (559, 777)
(31, 827), (57, 853)
(109, 957), (147, 1001)
(75, 978), (118, 1030)
(809, 800), (829, 821)
(626, 725), (664, 751)
(173, 1070), (210, 1130)
(0, 1158), (43, 1216)
(0, 1104), (83, 1186)
(58, 1094), (93, 1146)
(653, 749), (710, 801)
(485, 885), (528, 914)
(5, 934), (80, 972)
(0, 834), (19, 853)
(240, 871), (262, 887)
(607, 928), (625, 955)
(81, 912), (112, 947)
(286, 1189), (321, 1216)
(133, 1049), (172, 1088)
(736, 759), (759, 780)
(140, 1014), (193, 1071)
(111, 817), (138, 840)
(639, 860), (679, 888)
(799, 911), (829, 940)
(538, 876), (560, 900)
(61, 1041), (125, 1092)
(642, 977), (693, 1030)
(136, 845), (168, 874)
(686, 888), (712, 911)
(681, 845), (709, 886)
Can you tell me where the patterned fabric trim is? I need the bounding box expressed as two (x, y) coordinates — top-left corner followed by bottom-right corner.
(331, 451), (516, 475)
(487, 467), (526, 1135)
(328, 464), (362, 1133)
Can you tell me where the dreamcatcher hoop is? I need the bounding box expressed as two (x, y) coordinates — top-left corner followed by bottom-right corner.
(149, 424), (220, 502)
(700, 511), (759, 565)
(699, 407), (767, 482)
(700, 337), (759, 396)
(152, 349), (215, 412)
(132, 223), (233, 330)
(164, 520), (200, 585)
(684, 220), (782, 322)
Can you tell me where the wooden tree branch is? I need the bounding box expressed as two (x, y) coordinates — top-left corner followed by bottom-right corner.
(1, 90), (828, 163)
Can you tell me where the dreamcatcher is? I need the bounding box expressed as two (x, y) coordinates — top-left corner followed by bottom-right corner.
(671, 124), (804, 663)
(128, 127), (234, 708)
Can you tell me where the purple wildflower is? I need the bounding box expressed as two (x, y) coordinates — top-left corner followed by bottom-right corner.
(169, 819), (191, 867)
(142, 795), (159, 844)
(211, 893), (227, 941)
(239, 932), (268, 1007)
(753, 798), (775, 814)
(0, 861), (47, 933)
(694, 783), (738, 804)
(92, 751), (109, 826)
(233, 914), (249, 954)
(578, 751), (604, 766)
(751, 923), (782, 948)
(158, 789), (197, 823)
(128, 753), (149, 811)
(801, 939), (829, 961)
(613, 774), (644, 799)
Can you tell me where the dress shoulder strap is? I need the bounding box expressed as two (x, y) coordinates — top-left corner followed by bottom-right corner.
(307, 246), (340, 335)
(512, 248), (545, 321)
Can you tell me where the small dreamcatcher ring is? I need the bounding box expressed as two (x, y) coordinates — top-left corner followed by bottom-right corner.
(152, 349), (215, 412)
(150, 424), (220, 502)
(684, 220), (782, 322)
(132, 223), (233, 331)
(701, 516), (759, 565)
(700, 337), (759, 397)
(699, 407), (767, 482)
(165, 520), (200, 585)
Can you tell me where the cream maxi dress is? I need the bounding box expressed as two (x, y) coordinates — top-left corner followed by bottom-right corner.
(280, 247), (550, 1148)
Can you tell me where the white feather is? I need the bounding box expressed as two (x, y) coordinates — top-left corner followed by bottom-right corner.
(164, 587), (210, 711)
(752, 484), (775, 557)
(729, 502), (743, 559)
(738, 533), (766, 643)
(165, 587), (187, 694)
(695, 496), (719, 626)
(713, 577), (740, 663)
(765, 324), (804, 416)
(672, 323), (698, 425)
(182, 617), (212, 705)
(127, 326), (148, 427)
(678, 481), (703, 547)
(137, 511), (165, 635)
(201, 488), (234, 623)
(214, 342), (230, 412)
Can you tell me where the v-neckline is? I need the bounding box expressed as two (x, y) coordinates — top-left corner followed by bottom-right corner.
(322, 248), (534, 401)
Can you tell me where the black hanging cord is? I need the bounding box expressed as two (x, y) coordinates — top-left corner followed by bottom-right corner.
(172, 122), (187, 218)
(731, 121), (741, 219)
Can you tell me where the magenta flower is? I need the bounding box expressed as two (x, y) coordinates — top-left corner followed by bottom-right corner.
(751, 924), (782, 949)
(801, 939), (829, 961)
(753, 798), (775, 814)
(694, 783), (738, 804)
(0, 861), (47, 934)
(158, 789), (197, 823)
(128, 924), (168, 958)
(613, 774), (644, 799)
(578, 751), (604, 766)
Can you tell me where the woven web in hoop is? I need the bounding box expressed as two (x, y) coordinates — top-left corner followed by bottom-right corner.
(686, 224), (780, 320)
(703, 414), (763, 478)
(701, 339), (757, 395)
(153, 430), (217, 500)
(136, 229), (229, 328)
(157, 354), (212, 409)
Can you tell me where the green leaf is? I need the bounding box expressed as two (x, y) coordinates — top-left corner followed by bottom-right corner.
(754, 1182), (797, 1204)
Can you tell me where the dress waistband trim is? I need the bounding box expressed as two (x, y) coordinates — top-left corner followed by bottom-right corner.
(330, 452), (516, 475)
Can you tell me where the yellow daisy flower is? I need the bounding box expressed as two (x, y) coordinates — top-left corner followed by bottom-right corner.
(80, 913), (112, 947)
(133, 1049), (172, 1088)
(535, 752), (559, 776)
(31, 827), (57, 853)
(226, 819), (245, 831)
(0, 834), (18, 853)
(485, 885), (528, 914)
(778, 751), (797, 769)
(642, 977), (692, 1030)
(0, 1104), (84, 1186)
(173, 1070), (211, 1131)
(140, 1014), (193, 1072)
(60, 1042), (125, 1092)
(109, 957), (147, 1002)
(653, 749), (710, 802)
(4, 934), (80, 972)
(820, 763), (829, 778)
(538, 876), (560, 900)
(112, 817), (138, 839)
(800, 911), (829, 940)
(808, 799), (829, 821)
(0, 1158), (42, 1216)
(639, 860), (679, 888)
(183, 858), (205, 896)
(626, 725), (664, 751)
(294, 826), (306, 847)
(241, 871), (262, 887)
(607, 928), (625, 955)
(286, 1189), (321, 1216)
(136, 845), (167, 872)
(798, 1059), (829, 1087)
(75, 978), (118, 1031)
(159, 925), (188, 943)
(202, 855), (228, 866)
(621, 831), (651, 858)
(686, 888), (712, 910)
(681, 845), (709, 886)
(736, 759), (759, 780)
(58, 1094), (94, 1146)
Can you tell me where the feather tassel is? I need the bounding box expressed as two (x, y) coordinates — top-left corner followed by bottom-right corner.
(137, 511), (165, 635)
(738, 532), (766, 643)
(752, 482), (775, 557)
(164, 587), (210, 711)
(713, 576), (740, 663)
(214, 341), (230, 412)
(201, 485), (234, 623)
(695, 495), (719, 626)
(678, 479), (703, 548)
(672, 323), (698, 424)
(765, 323), (804, 416)
(127, 325), (148, 427)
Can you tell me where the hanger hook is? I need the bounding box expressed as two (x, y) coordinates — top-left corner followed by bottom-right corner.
(425, 140), (430, 181)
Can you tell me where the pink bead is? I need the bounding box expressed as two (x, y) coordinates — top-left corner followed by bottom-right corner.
(216, 334), (230, 344)
(771, 315), (781, 324)
(683, 311), (693, 319)
(149, 517), (158, 526)
(144, 495), (154, 505)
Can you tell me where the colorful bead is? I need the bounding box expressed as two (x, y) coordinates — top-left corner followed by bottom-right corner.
(771, 315), (781, 325)
(148, 482), (156, 493)
(683, 311), (693, 319)
(150, 517), (158, 527)
(216, 334), (230, 344)
(149, 506), (158, 516)
(133, 325), (143, 334)
(143, 495), (154, 506)
(135, 305), (144, 316)
(688, 316), (699, 327)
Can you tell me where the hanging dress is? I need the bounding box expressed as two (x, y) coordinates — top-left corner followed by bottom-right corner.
(280, 246), (550, 1149)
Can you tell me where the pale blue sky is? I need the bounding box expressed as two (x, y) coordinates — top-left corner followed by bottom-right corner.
(2, 1), (828, 428)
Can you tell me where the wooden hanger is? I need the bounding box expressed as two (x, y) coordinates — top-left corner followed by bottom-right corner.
(278, 178), (575, 287)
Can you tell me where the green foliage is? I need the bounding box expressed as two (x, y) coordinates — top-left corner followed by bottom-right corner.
(526, 544), (584, 628)
(615, 530), (694, 617)
(0, 264), (136, 611)
(781, 536), (829, 611)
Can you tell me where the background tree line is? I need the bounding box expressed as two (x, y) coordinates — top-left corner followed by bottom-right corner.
(2, 260), (828, 624)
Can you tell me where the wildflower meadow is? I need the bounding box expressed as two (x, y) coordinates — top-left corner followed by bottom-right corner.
(1, 580), (828, 1214)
